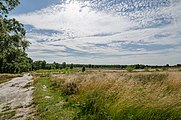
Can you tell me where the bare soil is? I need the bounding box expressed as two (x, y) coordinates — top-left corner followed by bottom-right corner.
(0, 74), (34, 120)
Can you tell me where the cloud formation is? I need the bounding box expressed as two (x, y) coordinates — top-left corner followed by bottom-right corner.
(11, 0), (181, 65)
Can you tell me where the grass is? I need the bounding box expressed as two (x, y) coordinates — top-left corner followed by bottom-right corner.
(35, 68), (80, 74)
(0, 110), (16, 120)
(32, 74), (77, 120)
(50, 71), (181, 120)
(0, 74), (22, 84)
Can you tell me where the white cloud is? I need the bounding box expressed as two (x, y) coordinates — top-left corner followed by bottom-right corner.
(12, 0), (181, 65)
(13, 1), (136, 37)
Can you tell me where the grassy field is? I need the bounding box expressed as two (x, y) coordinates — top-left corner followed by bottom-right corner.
(32, 73), (77, 120)
(32, 69), (181, 120)
(0, 74), (22, 84)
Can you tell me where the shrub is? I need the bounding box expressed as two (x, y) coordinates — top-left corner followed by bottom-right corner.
(70, 63), (73, 69)
(127, 66), (135, 72)
(82, 66), (85, 72)
(63, 82), (78, 95)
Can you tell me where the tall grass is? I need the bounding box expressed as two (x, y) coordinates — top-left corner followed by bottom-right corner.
(51, 71), (181, 120)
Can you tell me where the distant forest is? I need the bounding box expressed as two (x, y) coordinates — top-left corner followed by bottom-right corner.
(31, 60), (181, 71)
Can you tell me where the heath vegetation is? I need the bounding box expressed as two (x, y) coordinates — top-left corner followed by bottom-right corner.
(49, 70), (181, 120)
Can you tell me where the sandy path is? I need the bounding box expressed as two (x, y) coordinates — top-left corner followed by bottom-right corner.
(0, 74), (34, 120)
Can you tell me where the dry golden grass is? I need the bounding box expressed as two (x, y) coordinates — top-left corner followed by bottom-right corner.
(51, 71), (181, 119)
(0, 74), (22, 84)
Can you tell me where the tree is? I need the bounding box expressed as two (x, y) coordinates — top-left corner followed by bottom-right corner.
(166, 64), (169, 67)
(32, 61), (42, 70)
(62, 62), (66, 69)
(0, 0), (32, 73)
(41, 60), (46, 69)
(70, 63), (73, 69)
(82, 66), (85, 72)
(88, 64), (92, 68)
(53, 62), (60, 69)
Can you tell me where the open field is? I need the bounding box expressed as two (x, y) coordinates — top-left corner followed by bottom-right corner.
(31, 69), (181, 120)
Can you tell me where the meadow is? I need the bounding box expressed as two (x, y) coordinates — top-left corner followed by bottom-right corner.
(32, 68), (181, 120)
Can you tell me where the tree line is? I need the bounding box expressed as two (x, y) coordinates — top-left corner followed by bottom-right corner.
(31, 60), (180, 71)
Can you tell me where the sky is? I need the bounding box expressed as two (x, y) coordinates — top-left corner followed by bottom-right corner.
(10, 0), (181, 65)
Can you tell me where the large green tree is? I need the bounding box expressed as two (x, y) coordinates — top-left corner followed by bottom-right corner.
(0, 0), (32, 73)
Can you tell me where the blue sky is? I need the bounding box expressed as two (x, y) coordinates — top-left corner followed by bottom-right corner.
(11, 0), (181, 65)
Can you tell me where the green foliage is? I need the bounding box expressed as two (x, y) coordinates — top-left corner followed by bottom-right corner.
(32, 61), (44, 70)
(166, 64), (169, 67)
(82, 66), (85, 72)
(126, 65), (135, 72)
(62, 62), (66, 69)
(53, 62), (60, 69)
(70, 63), (73, 69)
(0, 0), (32, 73)
(41, 60), (46, 69)
(0, 0), (20, 16)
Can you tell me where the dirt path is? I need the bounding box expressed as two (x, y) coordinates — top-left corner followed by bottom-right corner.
(0, 73), (34, 120)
